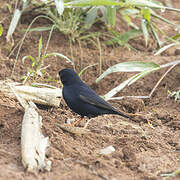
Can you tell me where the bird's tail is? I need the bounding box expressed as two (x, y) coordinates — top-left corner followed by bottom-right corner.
(116, 111), (129, 119)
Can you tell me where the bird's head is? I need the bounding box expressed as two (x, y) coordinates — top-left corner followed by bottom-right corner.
(59, 68), (82, 86)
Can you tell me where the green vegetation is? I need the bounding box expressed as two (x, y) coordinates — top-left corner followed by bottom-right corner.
(7, 0), (180, 47)
(168, 90), (180, 101)
(96, 60), (180, 100)
(21, 36), (72, 83)
(4, 0), (180, 91)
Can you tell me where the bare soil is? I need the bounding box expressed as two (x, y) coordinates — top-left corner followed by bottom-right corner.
(0, 1), (180, 180)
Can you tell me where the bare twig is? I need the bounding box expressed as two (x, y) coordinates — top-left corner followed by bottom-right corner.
(149, 63), (178, 98)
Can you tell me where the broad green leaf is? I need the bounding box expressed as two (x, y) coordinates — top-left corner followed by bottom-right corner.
(126, 0), (180, 12)
(65, 0), (125, 7)
(65, 0), (167, 10)
(102, 60), (180, 100)
(64, 0), (180, 13)
(96, 61), (159, 82)
(141, 19), (149, 47)
(126, 0), (165, 9)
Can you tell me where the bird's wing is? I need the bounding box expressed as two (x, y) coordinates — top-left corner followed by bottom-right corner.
(79, 85), (117, 112)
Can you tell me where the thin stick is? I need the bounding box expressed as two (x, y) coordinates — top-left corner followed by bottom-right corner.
(149, 63), (178, 98)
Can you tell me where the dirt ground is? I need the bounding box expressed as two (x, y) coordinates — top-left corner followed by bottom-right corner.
(0, 1), (180, 180)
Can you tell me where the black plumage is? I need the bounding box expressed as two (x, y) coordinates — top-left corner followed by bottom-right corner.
(59, 68), (129, 119)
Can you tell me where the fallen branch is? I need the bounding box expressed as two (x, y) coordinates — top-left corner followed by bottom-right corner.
(21, 101), (51, 172)
(9, 85), (52, 172)
(0, 80), (62, 107)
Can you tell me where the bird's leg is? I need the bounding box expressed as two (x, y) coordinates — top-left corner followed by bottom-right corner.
(71, 117), (84, 127)
(83, 118), (92, 129)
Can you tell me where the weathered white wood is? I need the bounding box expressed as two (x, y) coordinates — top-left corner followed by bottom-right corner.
(21, 102), (51, 172)
(8, 84), (52, 172)
(0, 80), (62, 107)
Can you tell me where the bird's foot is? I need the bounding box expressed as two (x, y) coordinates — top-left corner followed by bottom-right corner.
(83, 119), (92, 129)
(71, 117), (84, 127)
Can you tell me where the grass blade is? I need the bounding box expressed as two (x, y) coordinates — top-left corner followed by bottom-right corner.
(54, 0), (64, 15)
(154, 43), (180, 56)
(0, 24), (3, 36)
(38, 36), (43, 59)
(107, 6), (116, 27)
(105, 29), (142, 46)
(141, 19), (149, 47)
(6, 9), (22, 42)
(96, 61), (159, 82)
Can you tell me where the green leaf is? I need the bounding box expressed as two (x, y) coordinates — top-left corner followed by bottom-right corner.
(78, 64), (98, 77)
(149, 23), (162, 47)
(103, 69), (158, 100)
(104, 74), (138, 100)
(6, 9), (22, 41)
(5, 3), (12, 13)
(141, 19), (149, 47)
(125, 0), (165, 9)
(154, 42), (180, 56)
(122, 15), (139, 29)
(107, 6), (116, 27)
(65, 0), (125, 7)
(22, 26), (53, 32)
(0, 24), (3, 36)
(84, 7), (98, 29)
(22, 56), (35, 64)
(105, 29), (142, 46)
(102, 60), (180, 100)
(42, 52), (73, 65)
(128, 69), (156, 86)
(96, 61), (160, 82)
(121, 8), (139, 15)
(141, 8), (151, 22)
(38, 36), (43, 59)
(172, 34), (180, 40)
(65, 0), (180, 12)
(150, 9), (176, 26)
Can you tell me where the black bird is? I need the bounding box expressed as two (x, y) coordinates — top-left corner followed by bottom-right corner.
(59, 68), (129, 125)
